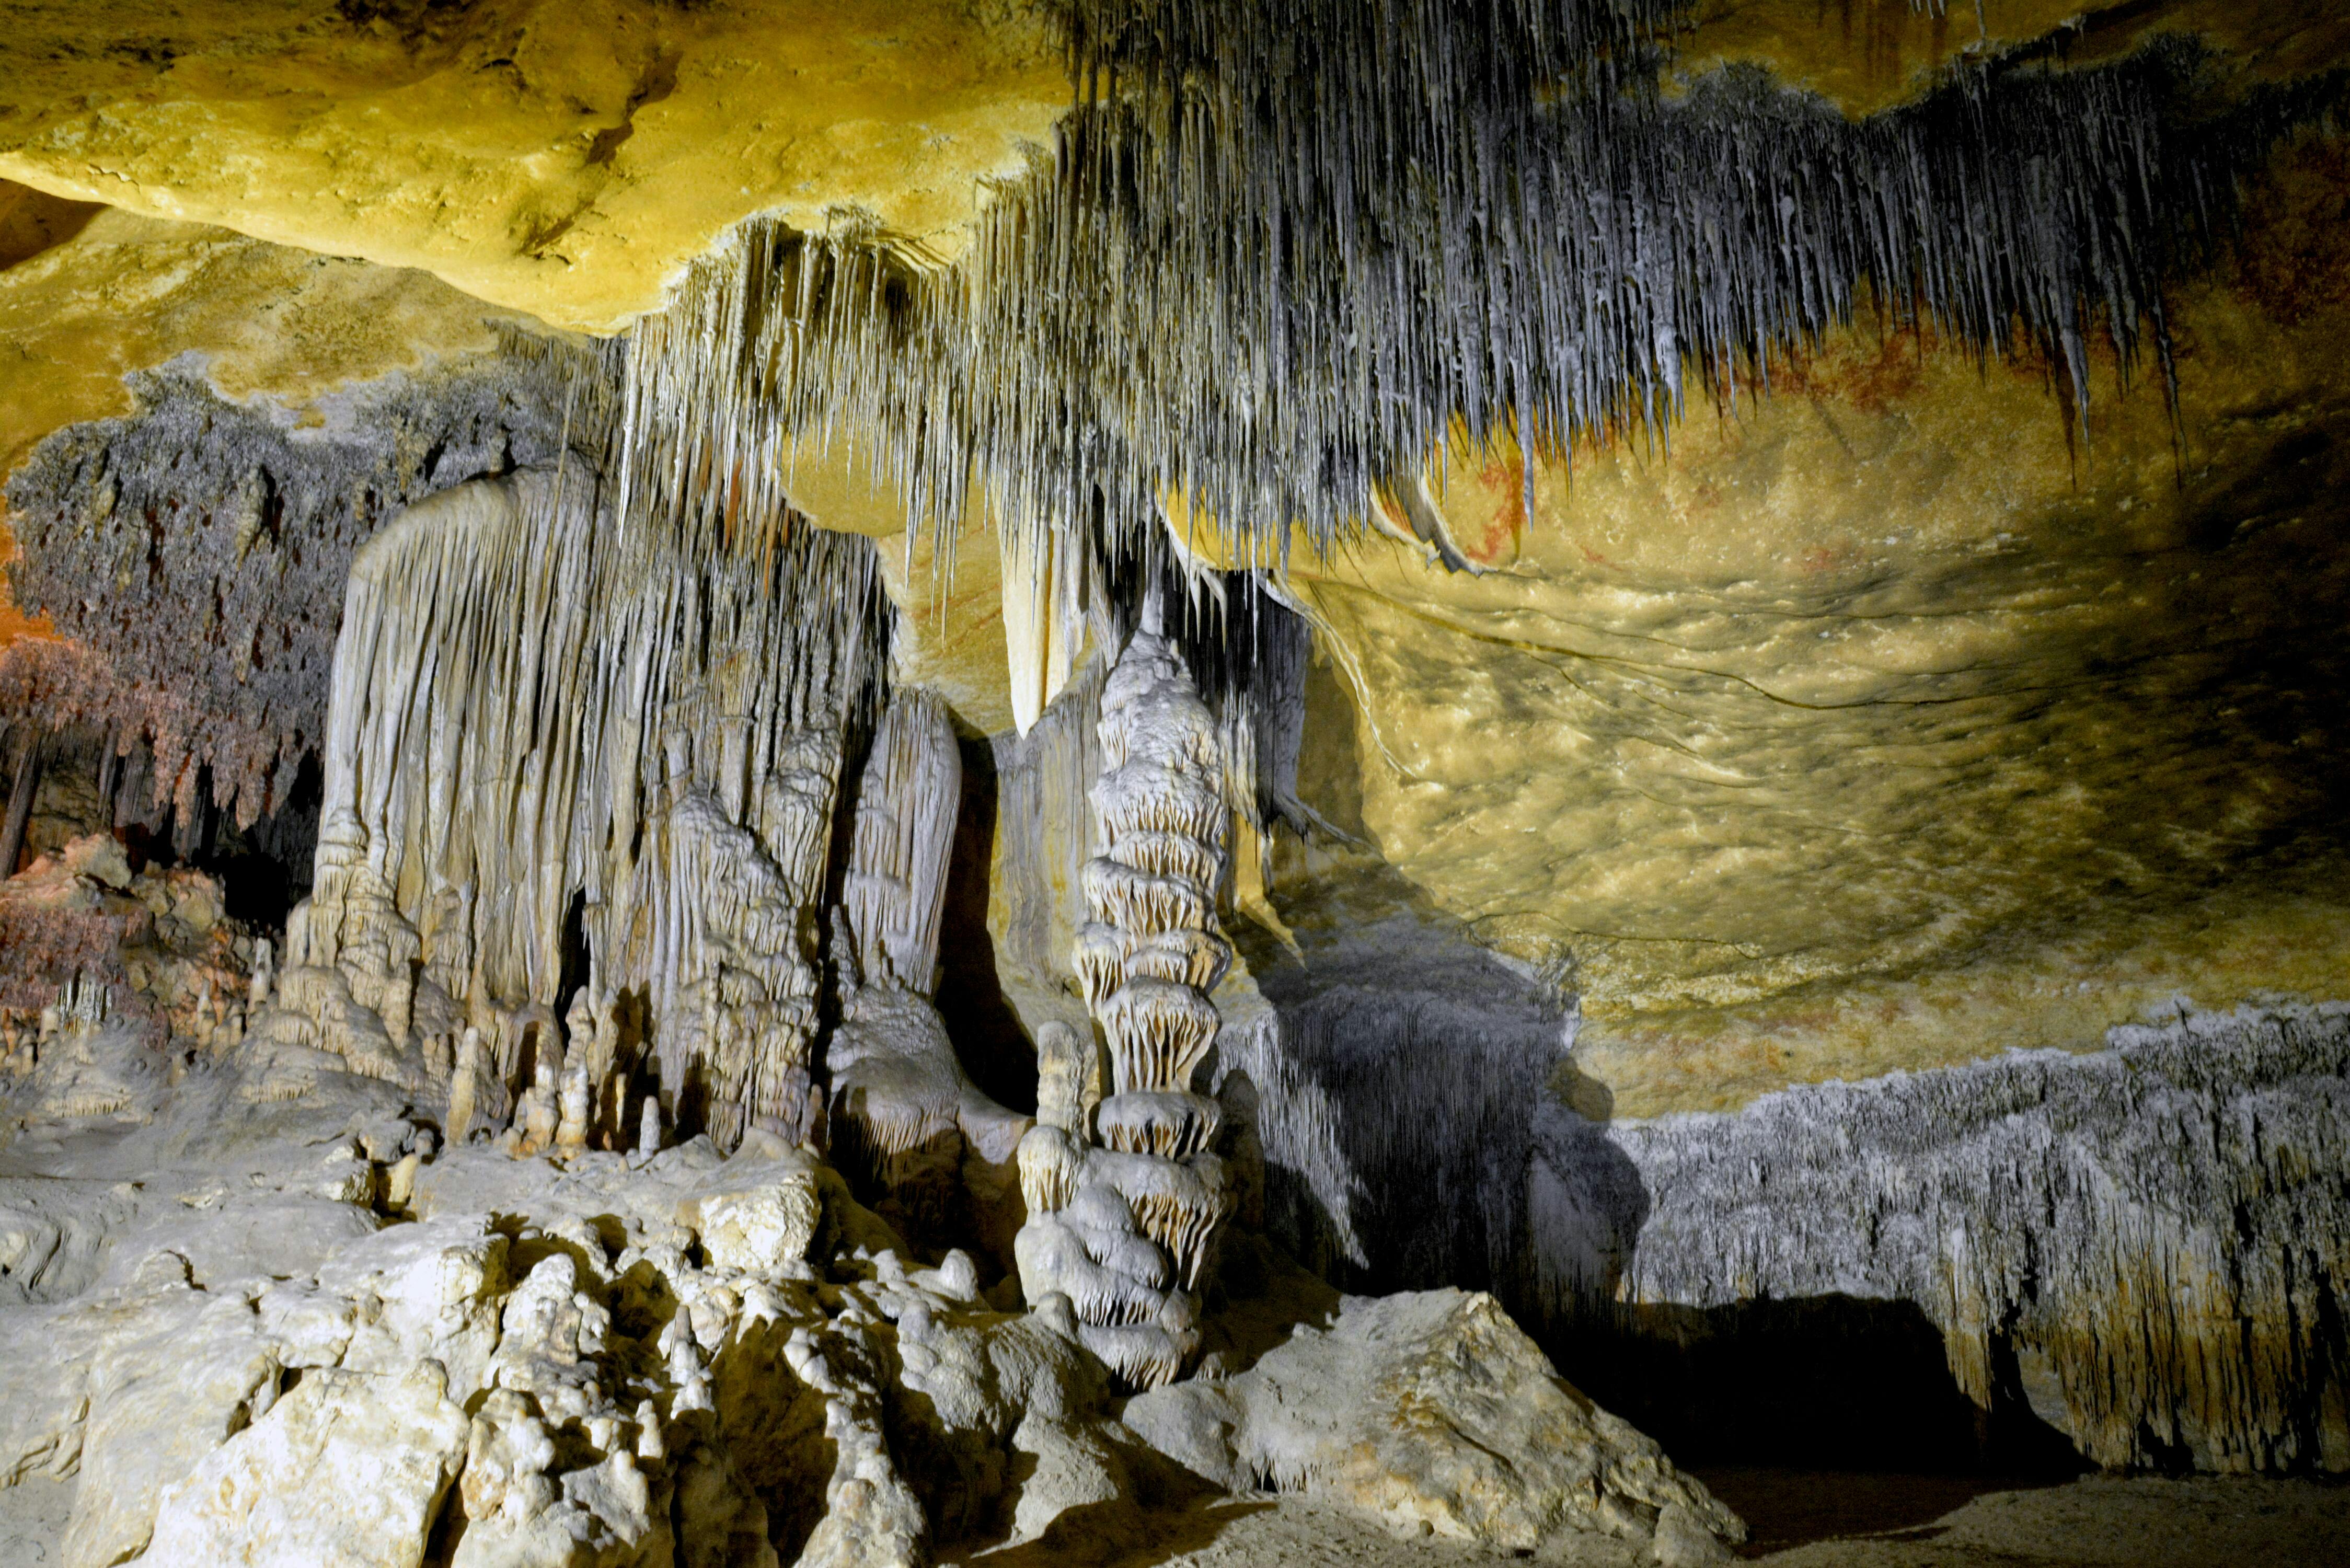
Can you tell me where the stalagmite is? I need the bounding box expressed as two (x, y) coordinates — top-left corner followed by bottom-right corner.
(517, 1055), (561, 1156)
(1015, 599), (1238, 1387)
(445, 1027), (483, 1146)
(555, 1063), (592, 1150)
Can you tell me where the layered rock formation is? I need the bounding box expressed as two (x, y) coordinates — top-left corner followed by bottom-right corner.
(1014, 604), (1241, 1389)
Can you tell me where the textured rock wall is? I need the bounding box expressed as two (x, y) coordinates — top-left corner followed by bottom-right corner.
(1227, 983), (2350, 1474)
(5, 338), (603, 825)
(1553, 1004), (2350, 1474)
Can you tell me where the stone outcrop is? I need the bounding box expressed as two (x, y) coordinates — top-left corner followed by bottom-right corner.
(0, 1064), (1731, 1567)
(1126, 1287), (1743, 1557)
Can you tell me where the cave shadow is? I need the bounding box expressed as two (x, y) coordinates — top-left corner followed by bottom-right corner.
(1221, 849), (1580, 1304)
(935, 735), (1039, 1116)
(933, 1466), (1257, 1568)
(1549, 1292), (2088, 1483)
(1219, 859), (2088, 1523)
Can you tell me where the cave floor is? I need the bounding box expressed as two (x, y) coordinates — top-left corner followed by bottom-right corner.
(2, 1440), (2343, 1566)
(938, 1476), (2350, 1567)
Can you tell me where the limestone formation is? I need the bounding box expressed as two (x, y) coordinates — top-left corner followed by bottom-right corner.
(826, 689), (1031, 1265)
(1014, 604), (1239, 1388)
(249, 459), (888, 1153)
(1538, 1004), (2350, 1475)
(5, 345), (605, 827)
(1125, 1288), (1743, 1554)
(3, 5), (2348, 1564)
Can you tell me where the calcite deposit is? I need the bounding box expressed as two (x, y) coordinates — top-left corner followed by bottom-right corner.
(3, 1), (2350, 1564)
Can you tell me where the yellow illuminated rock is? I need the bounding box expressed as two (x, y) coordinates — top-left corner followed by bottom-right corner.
(0, 0), (1066, 333)
(876, 511), (1022, 739)
(0, 194), (540, 648)
(1260, 138), (2350, 1114)
(1671, 0), (2350, 117)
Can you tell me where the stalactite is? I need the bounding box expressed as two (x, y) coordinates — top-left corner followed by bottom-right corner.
(617, 16), (2339, 596)
(828, 690), (1031, 1265)
(842, 691), (962, 993)
(267, 456), (890, 1149)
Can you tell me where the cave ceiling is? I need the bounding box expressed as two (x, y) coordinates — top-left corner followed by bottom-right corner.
(3, 0), (2348, 1114)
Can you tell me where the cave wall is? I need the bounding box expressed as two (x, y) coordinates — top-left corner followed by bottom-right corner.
(4, 336), (603, 826)
(1557, 1003), (2350, 1475)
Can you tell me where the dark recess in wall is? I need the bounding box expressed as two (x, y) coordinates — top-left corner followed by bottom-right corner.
(935, 736), (1037, 1116)
(1548, 1297), (2092, 1478)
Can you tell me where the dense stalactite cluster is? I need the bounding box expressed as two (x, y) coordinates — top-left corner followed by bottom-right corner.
(618, 8), (2340, 594)
(255, 456), (889, 1151)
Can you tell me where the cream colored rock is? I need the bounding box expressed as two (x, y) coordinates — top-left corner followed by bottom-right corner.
(1125, 1288), (1744, 1555)
(58, 1261), (282, 1568)
(139, 1361), (469, 1568)
(1006, 1412), (1132, 1546)
(1013, 603), (1236, 1387)
(682, 1145), (825, 1275)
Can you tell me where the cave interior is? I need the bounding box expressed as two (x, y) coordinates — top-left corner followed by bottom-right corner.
(2, 3), (2349, 1566)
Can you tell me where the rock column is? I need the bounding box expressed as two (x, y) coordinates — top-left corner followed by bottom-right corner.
(1015, 602), (1236, 1388)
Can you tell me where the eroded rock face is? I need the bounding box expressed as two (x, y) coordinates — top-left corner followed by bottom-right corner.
(143, 1362), (470, 1568)
(1544, 1003), (2350, 1475)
